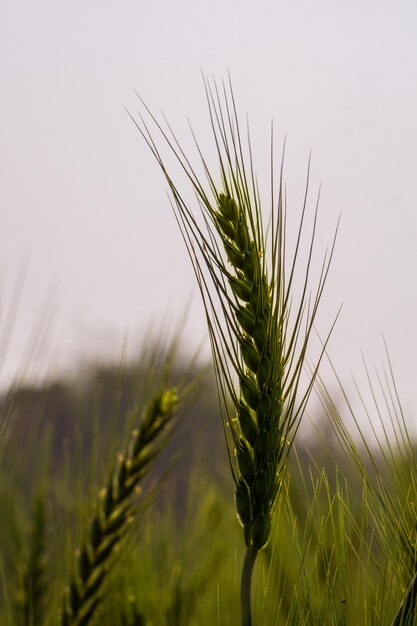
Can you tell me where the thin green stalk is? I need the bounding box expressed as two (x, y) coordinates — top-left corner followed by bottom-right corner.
(241, 547), (258, 626)
(390, 570), (417, 626)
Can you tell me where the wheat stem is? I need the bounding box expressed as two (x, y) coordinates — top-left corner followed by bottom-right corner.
(240, 547), (258, 626)
(390, 569), (417, 626)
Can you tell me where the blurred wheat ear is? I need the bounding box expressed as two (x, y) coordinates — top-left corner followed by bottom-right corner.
(130, 74), (338, 626)
(60, 387), (178, 626)
(15, 495), (48, 626)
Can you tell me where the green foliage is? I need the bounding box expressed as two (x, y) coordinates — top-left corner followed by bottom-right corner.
(0, 338), (203, 626)
(1, 352), (417, 625)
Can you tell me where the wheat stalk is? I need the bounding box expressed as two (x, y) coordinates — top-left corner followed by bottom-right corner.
(60, 388), (178, 626)
(131, 74), (337, 626)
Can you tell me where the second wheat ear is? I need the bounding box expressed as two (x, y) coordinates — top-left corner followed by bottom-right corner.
(132, 74), (338, 626)
(60, 389), (178, 626)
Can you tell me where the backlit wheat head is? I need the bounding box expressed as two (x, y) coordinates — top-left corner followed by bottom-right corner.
(131, 75), (337, 625)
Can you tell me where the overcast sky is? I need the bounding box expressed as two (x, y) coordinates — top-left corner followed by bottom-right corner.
(1, 0), (417, 421)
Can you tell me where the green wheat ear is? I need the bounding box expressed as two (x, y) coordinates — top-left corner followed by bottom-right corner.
(131, 74), (338, 626)
(60, 388), (178, 626)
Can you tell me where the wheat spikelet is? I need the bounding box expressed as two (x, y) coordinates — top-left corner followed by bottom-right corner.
(60, 388), (178, 626)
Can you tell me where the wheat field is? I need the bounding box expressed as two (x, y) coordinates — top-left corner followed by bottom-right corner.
(1, 78), (416, 626)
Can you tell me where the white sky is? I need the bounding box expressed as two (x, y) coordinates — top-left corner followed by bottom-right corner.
(1, 0), (417, 421)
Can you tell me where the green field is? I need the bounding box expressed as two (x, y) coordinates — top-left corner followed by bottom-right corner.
(1, 343), (416, 625)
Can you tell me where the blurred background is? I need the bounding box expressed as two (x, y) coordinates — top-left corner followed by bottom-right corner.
(1, 0), (416, 416)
